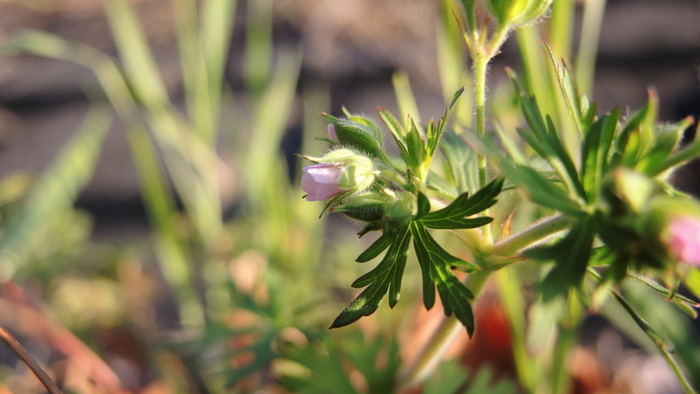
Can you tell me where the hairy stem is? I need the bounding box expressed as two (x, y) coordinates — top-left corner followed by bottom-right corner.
(489, 214), (571, 264)
(398, 268), (493, 389)
(473, 52), (492, 245)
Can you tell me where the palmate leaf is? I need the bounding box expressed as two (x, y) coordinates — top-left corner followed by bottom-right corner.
(332, 181), (501, 334)
(411, 221), (477, 336)
(419, 178), (503, 229)
(330, 227), (412, 328)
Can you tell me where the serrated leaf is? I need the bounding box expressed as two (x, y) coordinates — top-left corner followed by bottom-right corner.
(587, 247), (617, 267)
(610, 101), (649, 168)
(420, 178), (503, 229)
(331, 227), (411, 328)
(643, 135), (700, 177)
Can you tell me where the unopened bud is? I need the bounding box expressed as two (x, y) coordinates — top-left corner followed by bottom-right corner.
(487, 0), (552, 27)
(301, 149), (376, 201)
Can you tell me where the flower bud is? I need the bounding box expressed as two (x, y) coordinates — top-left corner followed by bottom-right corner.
(644, 197), (700, 266)
(301, 149), (376, 202)
(487, 0), (551, 27)
(664, 217), (700, 266)
(322, 114), (384, 161)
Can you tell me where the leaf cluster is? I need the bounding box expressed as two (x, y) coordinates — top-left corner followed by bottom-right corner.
(493, 45), (700, 300)
(330, 178), (503, 336)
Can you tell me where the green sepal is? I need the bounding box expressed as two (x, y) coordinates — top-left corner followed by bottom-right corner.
(322, 113), (387, 164)
(419, 178), (503, 229)
(342, 107), (385, 146)
(357, 222), (383, 237)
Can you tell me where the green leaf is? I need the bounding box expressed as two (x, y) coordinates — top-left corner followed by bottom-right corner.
(356, 232), (395, 263)
(534, 216), (595, 301)
(420, 178), (503, 229)
(588, 269), (700, 394)
(683, 268), (700, 303)
(440, 130), (479, 194)
(510, 166), (585, 216)
(415, 193), (431, 219)
(627, 272), (699, 319)
(405, 115), (426, 174)
(331, 227), (412, 328)
(378, 107), (409, 152)
(544, 43), (583, 138)
(427, 86), (466, 159)
(580, 115), (605, 201)
(507, 69), (549, 143)
(543, 115), (587, 200)
(639, 118), (696, 176)
(426, 172), (458, 199)
(0, 104), (112, 277)
(411, 222), (476, 335)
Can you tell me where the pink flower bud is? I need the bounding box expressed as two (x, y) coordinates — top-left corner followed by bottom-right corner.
(301, 164), (344, 201)
(663, 216), (700, 266)
(300, 148), (376, 201)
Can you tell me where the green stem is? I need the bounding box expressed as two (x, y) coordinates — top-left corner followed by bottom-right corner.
(473, 52), (491, 245)
(397, 268), (493, 389)
(490, 214), (572, 261)
(588, 269), (698, 394)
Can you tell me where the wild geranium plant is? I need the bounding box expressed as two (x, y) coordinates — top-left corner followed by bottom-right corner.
(300, 0), (700, 391)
